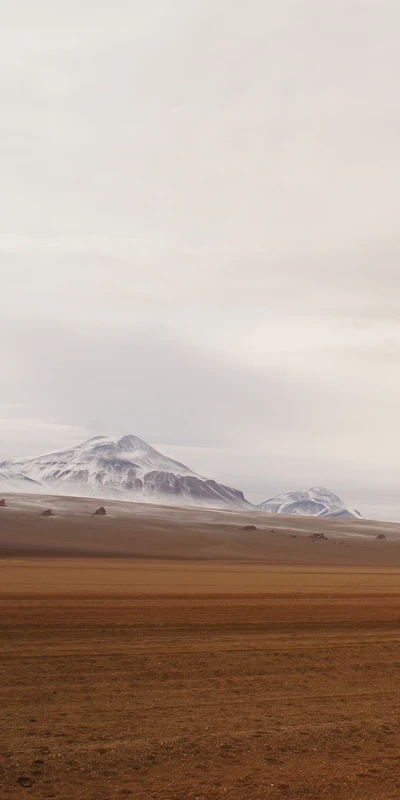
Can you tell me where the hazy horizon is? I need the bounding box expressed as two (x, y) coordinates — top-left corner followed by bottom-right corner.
(2, 1), (400, 521)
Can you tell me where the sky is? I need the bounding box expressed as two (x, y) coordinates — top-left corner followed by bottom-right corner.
(1, 0), (400, 520)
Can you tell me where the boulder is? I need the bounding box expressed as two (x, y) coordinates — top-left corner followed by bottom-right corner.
(376, 533), (386, 540)
(18, 778), (33, 788)
(310, 532), (328, 541)
(93, 506), (107, 516)
(40, 509), (55, 517)
(240, 524), (257, 532)
(0, 499), (6, 507)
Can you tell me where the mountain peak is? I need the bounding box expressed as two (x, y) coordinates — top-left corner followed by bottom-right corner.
(117, 434), (147, 450)
(0, 434), (250, 511)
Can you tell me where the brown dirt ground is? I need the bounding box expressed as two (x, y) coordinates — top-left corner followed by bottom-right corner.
(2, 559), (400, 799)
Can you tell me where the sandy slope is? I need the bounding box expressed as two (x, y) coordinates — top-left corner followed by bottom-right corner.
(1, 492), (400, 565)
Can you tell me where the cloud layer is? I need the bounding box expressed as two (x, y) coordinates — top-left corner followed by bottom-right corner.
(2, 1), (400, 519)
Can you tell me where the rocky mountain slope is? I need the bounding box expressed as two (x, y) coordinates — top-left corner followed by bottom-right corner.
(258, 487), (362, 519)
(0, 435), (250, 510)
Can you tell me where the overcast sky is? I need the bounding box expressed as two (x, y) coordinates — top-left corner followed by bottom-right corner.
(1, 0), (400, 519)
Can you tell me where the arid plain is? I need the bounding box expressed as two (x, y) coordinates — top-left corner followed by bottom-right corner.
(2, 495), (400, 799)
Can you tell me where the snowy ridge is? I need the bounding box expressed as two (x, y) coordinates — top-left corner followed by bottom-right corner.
(258, 487), (361, 519)
(0, 468), (41, 494)
(0, 435), (250, 510)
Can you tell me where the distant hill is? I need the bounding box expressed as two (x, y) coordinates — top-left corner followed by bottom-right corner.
(258, 487), (362, 519)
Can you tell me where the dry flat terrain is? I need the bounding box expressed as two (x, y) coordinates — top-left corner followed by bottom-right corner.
(2, 496), (400, 799)
(2, 492), (400, 565)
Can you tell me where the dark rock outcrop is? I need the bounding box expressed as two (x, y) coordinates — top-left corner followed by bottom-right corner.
(376, 533), (386, 540)
(143, 470), (248, 507)
(240, 525), (257, 532)
(40, 509), (55, 517)
(310, 532), (328, 541)
(93, 506), (107, 516)
(0, 499), (6, 507)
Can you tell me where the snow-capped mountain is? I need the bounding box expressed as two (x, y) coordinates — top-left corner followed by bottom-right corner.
(0, 435), (250, 510)
(258, 487), (361, 519)
(0, 468), (41, 494)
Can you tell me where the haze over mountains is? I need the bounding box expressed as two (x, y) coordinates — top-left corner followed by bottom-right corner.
(0, 434), (362, 517)
(0, 468), (40, 494)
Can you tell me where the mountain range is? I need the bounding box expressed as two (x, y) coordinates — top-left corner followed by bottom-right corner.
(0, 434), (361, 517)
